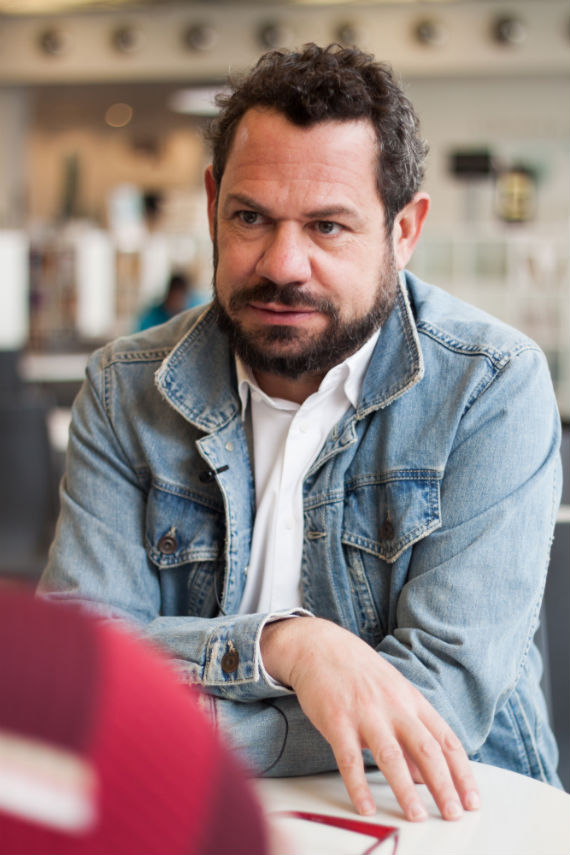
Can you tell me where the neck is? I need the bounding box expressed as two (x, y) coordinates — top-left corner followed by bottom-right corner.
(253, 368), (325, 404)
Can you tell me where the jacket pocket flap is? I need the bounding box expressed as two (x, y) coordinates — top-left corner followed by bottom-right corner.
(145, 481), (224, 568)
(341, 470), (441, 563)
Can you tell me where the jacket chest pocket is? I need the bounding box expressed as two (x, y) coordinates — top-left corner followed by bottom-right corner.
(145, 482), (226, 616)
(339, 471), (442, 642)
(342, 470), (442, 563)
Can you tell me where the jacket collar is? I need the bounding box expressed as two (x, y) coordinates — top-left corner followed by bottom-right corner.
(356, 271), (424, 418)
(155, 273), (424, 432)
(155, 307), (241, 433)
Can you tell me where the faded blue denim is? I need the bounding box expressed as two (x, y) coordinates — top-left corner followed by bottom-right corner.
(39, 271), (562, 786)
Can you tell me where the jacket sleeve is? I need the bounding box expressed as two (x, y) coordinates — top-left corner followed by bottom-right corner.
(38, 346), (306, 703)
(377, 343), (562, 753)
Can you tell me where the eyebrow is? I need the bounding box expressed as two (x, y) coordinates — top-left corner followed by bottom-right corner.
(223, 192), (363, 224)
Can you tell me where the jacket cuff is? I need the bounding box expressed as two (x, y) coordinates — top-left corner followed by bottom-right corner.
(202, 608), (313, 701)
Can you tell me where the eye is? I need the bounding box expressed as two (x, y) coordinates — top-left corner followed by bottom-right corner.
(237, 210), (264, 225)
(314, 220), (342, 236)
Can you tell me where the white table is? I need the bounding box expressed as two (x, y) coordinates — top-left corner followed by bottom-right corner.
(256, 762), (570, 855)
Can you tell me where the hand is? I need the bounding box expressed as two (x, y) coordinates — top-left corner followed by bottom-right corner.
(261, 617), (480, 822)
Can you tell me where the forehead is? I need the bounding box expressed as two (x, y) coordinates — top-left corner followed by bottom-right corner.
(220, 108), (380, 207)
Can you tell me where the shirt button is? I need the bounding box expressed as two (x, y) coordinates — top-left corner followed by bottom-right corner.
(221, 649), (239, 674)
(157, 532), (178, 554)
(225, 441), (234, 452)
(381, 518), (394, 540)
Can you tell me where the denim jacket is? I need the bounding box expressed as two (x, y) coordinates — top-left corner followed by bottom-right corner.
(40, 271), (562, 785)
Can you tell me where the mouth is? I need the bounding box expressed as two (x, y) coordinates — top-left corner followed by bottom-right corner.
(247, 302), (319, 324)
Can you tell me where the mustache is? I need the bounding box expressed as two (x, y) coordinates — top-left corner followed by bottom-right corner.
(228, 281), (338, 317)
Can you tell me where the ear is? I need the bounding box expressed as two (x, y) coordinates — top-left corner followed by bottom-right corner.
(204, 165), (218, 242)
(391, 192), (430, 270)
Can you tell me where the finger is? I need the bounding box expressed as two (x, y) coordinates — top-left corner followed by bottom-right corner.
(438, 726), (481, 812)
(405, 752), (425, 784)
(331, 737), (377, 816)
(414, 708), (480, 814)
(402, 726), (466, 821)
(371, 738), (429, 822)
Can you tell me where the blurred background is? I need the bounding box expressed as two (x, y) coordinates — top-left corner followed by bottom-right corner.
(0, 0), (568, 787)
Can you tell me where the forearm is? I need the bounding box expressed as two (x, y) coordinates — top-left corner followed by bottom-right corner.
(142, 610), (311, 702)
(42, 552), (309, 704)
(378, 349), (562, 752)
(213, 694), (338, 778)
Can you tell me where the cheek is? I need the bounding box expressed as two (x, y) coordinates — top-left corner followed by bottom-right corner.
(316, 260), (376, 314)
(217, 233), (258, 278)
(344, 292), (372, 319)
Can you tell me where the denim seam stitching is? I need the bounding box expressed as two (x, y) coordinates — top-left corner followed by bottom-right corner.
(104, 348), (172, 366)
(303, 470), (443, 510)
(417, 321), (538, 366)
(146, 541), (222, 567)
(341, 516), (441, 563)
(150, 477), (224, 510)
(346, 549), (385, 639)
(512, 689), (547, 782)
(504, 695), (533, 776)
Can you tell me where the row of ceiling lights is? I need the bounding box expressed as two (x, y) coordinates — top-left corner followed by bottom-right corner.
(36, 13), (534, 57)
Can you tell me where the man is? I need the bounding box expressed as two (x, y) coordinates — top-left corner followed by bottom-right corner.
(40, 44), (562, 823)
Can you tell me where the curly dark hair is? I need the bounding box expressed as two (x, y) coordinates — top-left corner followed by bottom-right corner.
(207, 43), (428, 230)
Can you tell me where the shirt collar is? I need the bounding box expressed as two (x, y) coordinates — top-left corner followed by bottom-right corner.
(236, 328), (381, 419)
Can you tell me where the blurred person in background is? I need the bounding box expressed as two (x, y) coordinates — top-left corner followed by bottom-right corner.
(135, 271), (203, 332)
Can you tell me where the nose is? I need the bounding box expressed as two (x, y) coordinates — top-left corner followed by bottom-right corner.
(254, 223), (312, 286)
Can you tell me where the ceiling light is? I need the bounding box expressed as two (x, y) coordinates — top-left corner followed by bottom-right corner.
(183, 24), (219, 52)
(105, 102), (133, 127)
(0, 0), (135, 13)
(168, 86), (228, 117)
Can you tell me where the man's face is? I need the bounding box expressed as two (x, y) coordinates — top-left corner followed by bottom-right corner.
(206, 108), (401, 382)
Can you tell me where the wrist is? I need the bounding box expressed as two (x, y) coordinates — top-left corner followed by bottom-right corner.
(260, 616), (314, 687)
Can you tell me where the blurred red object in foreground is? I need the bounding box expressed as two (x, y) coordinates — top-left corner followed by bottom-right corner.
(0, 587), (269, 855)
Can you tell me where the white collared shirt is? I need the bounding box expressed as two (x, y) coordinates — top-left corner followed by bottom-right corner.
(236, 329), (380, 615)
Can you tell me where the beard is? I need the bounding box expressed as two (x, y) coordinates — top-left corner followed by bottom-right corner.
(213, 248), (399, 381)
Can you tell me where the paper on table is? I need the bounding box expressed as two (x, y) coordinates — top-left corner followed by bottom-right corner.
(269, 810), (399, 855)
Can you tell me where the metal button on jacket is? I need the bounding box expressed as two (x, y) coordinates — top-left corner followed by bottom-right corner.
(157, 532), (178, 554)
(381, 518), (394, 541)
(221, 649), (239, 674)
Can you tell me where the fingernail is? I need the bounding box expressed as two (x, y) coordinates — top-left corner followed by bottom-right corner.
(409, 802), (428, 822)
(359, 798), (376, 816)
(444, 800), (463, 820)
(465, 790), (480, 811)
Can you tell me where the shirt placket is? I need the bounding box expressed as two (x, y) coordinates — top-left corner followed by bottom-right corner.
(271, 411), (314, 608)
